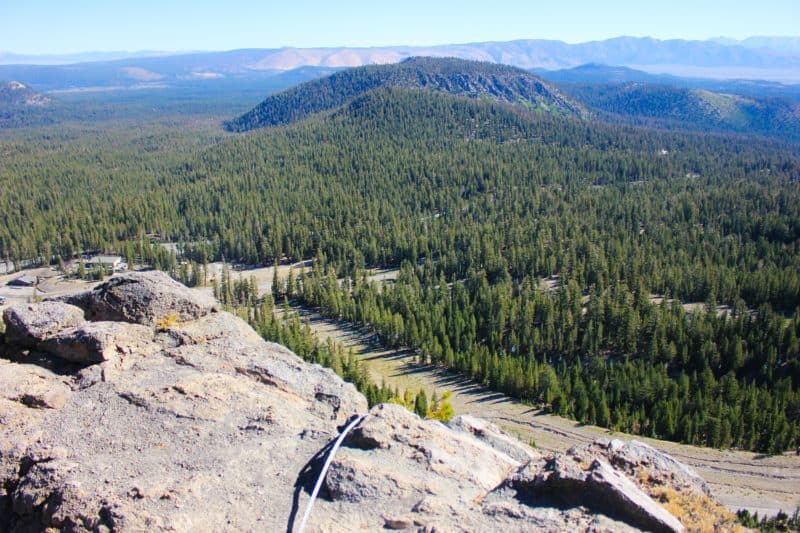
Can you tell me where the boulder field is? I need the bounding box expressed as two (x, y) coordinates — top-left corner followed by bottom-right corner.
(0, 271), (737, 531)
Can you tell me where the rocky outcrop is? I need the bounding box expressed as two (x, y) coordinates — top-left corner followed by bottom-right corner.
(513, 451), (685, 532)
(320, 404), (733, 532)
(449, 414), (540, 464)
(530, 439), (735, 532)
(0, 272), (736, 532)
(3, 301), (85, 348)
(1, 274), (365, 531)
(58, 270), (219, 325)
(0, 359), (71, 409)
(326, 403), (524, 505)
(41, 321), (158, 364)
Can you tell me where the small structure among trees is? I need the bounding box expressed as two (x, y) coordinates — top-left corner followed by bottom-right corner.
(84, 255), (126, 272)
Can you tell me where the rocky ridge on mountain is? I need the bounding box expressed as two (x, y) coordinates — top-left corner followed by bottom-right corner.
(0, 81), (50, 107)
(0, 271), (736, 531)
(226, 57), (585, 132)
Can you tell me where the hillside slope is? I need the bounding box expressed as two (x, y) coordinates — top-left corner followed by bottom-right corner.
(226, 57), (585, 131)
(0, 80), (50, 107)
(0, 80), (53, 128)
(564, 82), (800, 140)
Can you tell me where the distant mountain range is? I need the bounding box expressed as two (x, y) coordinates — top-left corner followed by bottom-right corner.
(710, 36), (800, 55)
(226, 57), (584, 132)
(0, 50), (183, 66)
(1, 36), (799, 93)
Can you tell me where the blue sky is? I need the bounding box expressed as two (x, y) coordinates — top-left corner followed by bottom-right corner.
(2, 0), (798, 54)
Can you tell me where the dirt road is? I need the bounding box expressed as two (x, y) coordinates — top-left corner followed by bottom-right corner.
(291, 306), (800, 517)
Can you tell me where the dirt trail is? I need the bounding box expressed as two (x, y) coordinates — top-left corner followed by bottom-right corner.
(290, 306), (800, 517)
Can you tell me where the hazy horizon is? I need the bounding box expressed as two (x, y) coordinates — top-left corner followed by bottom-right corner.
(2, 34), (800, 59)
(2, 0), (798, 55)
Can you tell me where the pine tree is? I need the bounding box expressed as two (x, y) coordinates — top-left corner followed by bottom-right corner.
(414, 390), (428, 418)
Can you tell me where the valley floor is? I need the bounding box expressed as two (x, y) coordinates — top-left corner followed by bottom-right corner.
(288, 305), (800, 518)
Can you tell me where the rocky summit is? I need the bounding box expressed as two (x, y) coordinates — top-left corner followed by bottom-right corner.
(0, 271), (736, 531)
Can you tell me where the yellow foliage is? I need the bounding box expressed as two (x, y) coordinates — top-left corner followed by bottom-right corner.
(388, 396), (412, 409)
(386, 389), (455, 422)
(637, 467), (650, 484)
(388, 389), (423, 412)
(428, 391), (455, 423)
(156, 311), (181, 330)
(403, 389), (415, 407)
(650, 486), (739, 532)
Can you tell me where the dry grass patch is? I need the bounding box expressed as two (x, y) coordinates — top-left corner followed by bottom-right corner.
(651, 486), (741, 532)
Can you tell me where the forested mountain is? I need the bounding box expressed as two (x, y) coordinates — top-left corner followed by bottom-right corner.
(0, 81), (50, 107)
(226, 57), (585, 131)
(227, 58), (800, 139)
(563, 82), (800, 140)
(539, 63), (800, 102)
(0, 80), (53, 128)
(538, 64), (678, 85)
(2, 84), (799, 452)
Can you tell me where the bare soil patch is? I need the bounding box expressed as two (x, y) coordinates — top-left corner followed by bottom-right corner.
(0, 267), (100, 313)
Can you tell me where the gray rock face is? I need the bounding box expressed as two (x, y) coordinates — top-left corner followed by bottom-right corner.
(515, 453), (685, 533)
(319, 404), (729, 532)
(3, 302), (85, 348)
(1, 272), (367, 531)
(41, 321), (157, 364)
(326, 403), (524, 507)
(510, 439), (731, 533)
(58, 270), (219, 326)
(599, 438), (712, 496)
(155, 311), (262, 347)
(449, 414), (540, 464)
(0, 359), (71, 409)
(0, 272), (735, 532)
